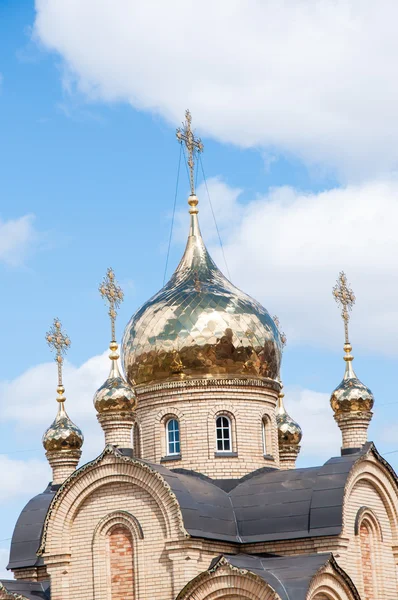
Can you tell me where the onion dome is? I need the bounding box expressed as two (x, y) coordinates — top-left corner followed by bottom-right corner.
(43, 387), (84, 452)
(122, 195), (282, 386)
(330, 343), (374, 415)
(276, 384), (302, 447)
(94, 341), (136, 414)
(331, 272), (374, 416)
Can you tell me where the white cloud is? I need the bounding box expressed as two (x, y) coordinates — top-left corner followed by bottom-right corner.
(34, 1), (398, 179)
(284, 386), (340, 466)
(0, 215), (39, 267)
(178, 176), (398, 356)
(0, 351), (110, 460)
(0, 456), (49, 505)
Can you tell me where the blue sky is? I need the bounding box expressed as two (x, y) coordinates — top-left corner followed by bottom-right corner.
(1, 0), (398, 577)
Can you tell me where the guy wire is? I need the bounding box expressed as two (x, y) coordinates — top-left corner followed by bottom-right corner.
(163, 144), (182, 285)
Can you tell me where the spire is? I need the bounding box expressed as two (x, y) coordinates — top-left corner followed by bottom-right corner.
(42, 319), (83, 484)
(331, 272), (374, 451)
(176, 109), (204, 198)
(95, 268), (136, 448)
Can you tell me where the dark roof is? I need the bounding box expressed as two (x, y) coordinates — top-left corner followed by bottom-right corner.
(148, 442), (380, 543)
(0, 580), (50, 600)
(214, 553), (333, 600)
(9, 442), (392, 571)
(7, 484), (57, 570)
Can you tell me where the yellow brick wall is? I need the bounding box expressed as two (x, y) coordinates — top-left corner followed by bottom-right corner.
(136, 379), (280, 478)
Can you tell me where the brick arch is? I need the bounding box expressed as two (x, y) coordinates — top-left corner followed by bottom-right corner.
(92, 511), (143, 600)
(307, 568), (360, 600)
(176, 561), (280, 600)
(40, 446), (188, 558)
(343, 457), (398, 543)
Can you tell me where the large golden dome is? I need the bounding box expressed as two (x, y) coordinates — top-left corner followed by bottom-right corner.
(122, 195), (282, 386)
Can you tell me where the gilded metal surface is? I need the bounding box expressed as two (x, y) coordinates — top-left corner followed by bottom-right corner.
(43, 318), (83, 452)
(122, 210), (282, 386)
(94, 358), (137, 414)
(331, 272), (374, 415)
(95, 267), (136, 414)
(276, 386), (302, 446)
(42, 401), (84, 452)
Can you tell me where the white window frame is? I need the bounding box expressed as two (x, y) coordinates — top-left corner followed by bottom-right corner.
(166, 418), (180, 456)
(216, 415), (232, 452)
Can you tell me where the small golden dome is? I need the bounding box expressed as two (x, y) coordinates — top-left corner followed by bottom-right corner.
(330, 344), (374, 415)
(94, 347), (136, 414)
(276, 386), (302, 447)
(42, 400), (84, 452)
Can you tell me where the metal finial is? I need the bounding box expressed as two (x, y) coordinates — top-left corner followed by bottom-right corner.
(333, 271), (356, 345)
(176, 109), (204, 197)
(99, 268), (124, 344)
(273, 315), (287, 348)
(46, 318), (70, 401)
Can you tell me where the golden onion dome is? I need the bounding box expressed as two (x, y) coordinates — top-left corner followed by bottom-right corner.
(122, 195), (283, 386)
(42, 397), (84, 452)
(94, 342), (136, 414)
(276, 385), (302, 447)
(330, 343), (374, 415)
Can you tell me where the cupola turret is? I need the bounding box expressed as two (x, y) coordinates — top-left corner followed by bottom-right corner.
(43, 318), (83, 484)
(331, 272), (374, 451)
(94, 268), (136, 448)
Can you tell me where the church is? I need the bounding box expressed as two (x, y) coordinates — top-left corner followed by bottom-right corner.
(1, 111), (397, 600)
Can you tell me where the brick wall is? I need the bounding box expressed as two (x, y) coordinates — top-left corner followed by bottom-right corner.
(136, 379), (281, 478)
(108, 526), (134, 600)
(359, 521), (374, 600)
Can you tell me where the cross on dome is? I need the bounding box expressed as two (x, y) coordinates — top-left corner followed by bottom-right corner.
(176, 109), (204, 196)
(333, 271), (356, 345)
(46, 318), (70, 399)
(99, 267), (124, 343)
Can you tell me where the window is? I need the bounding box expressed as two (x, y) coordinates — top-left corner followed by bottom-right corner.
(262, 416), (272, 456)
(166, 418), (180, 455)
(216, 415), (231, 452)
(133, 423), (141, 458)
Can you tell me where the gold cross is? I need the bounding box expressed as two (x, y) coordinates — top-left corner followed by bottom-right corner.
(333, 271), (355, 344)
(46, 318), (70, 388)
(273, 315), (287, 348)
(176, 109), (204, 196)
(99, 267), (124, 342)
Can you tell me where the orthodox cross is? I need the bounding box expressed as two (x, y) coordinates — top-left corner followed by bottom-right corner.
(333, 271), (355, 344)
(99, 267), (124, 342)
(46, 318), (70, 394)
(273, 315), (287, 348)
(176, 109), (204, 196)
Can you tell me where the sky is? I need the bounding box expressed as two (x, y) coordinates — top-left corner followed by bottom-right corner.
(1, 0), (398, 578)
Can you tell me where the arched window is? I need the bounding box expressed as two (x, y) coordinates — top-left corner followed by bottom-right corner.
(133, 423), (141, 459)
(216, 415), (231, 452)
(262, 416), (272, 456)
(166, 418), (180, 455)
(108, 526), (134, 599)
(360, 520), (375, 599)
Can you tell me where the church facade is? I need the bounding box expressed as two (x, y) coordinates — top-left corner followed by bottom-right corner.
(1, 112), (398, 600)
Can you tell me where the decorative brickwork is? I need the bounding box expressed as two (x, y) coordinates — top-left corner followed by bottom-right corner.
(138, 379), (280, 478)
(108, 526), (134, 600)
(176, 560), (279, 599)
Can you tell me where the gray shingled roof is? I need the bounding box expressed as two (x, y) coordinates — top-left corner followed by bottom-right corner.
(0, 580), (50, 600)
(150, 443), (379, 543)
(7, 484), (56, 570)
(8, 443), (393, 572)
(212, 553), (334, 600)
